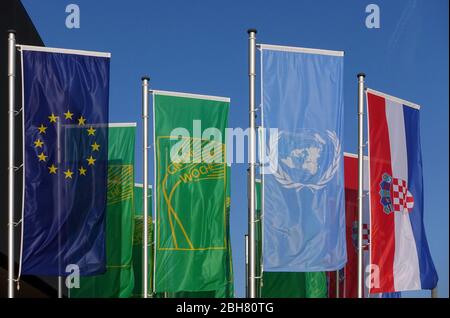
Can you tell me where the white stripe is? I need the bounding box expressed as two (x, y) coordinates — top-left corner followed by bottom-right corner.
(150, 90), (230, 103)
(18, 45), (111, 58)
(134, 183), (153, 189)
(367, 88), (420, 110)
(257, 43), (344, 57)
(385, 99), (421, 291)
(343, 152), (370, 191)
(108, 122), (137, 127)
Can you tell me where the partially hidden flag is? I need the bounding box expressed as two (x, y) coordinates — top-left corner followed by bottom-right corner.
(260, 45), (346, 271)
(328, 153), (371, 298)
(21, 46), (110, 276)
(153, 91), (232, 293)
(71, 123), (136, 297)
(255, 181), (327, 298)
(366, 89), (438, 293)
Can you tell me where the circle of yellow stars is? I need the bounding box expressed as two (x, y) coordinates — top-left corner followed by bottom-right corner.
(35, 110), (101, 179)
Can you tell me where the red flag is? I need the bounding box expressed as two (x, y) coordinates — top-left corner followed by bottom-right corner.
(328, 154), (369, 298)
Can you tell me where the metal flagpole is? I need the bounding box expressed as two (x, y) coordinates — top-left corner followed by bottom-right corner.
(57, 120), (63, 298)
(245, 234), (249, 298)
(142, 76), (150, 298)
(8, 30), (17, 299)
(58, 277), (63, 298)
(247, 29), (257, 299)
(335, 270), (340, 298)
(431, 288), (438, 298)
(357, 73), (366, 298)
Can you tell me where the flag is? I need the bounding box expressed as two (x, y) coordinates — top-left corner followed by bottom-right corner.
(366, 89), (438, 293)
(260, 44), (346, 271)
(21, 46), (110, 276)
(131, 184), (153, 298)
(255, 181), (327, 298)
(381, 292), (401, 298)
(153, 91), (231, 293)
(71, 124), (136, 297)
(132, 166), (234, 298)
(164, 166), (234, 298)
(328, 153), (371, 298)
(261, 272), (327, 298)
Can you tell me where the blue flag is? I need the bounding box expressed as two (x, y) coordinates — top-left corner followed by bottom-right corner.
(261, 45), (346, 272)
(21, 47), (110, 276)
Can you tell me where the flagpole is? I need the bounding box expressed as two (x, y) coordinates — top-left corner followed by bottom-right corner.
(142, 76), (150, 298)
(245, 234), (249, 297)
(357, 73), (366, 299)
(431, 288), (438, 298)
(8, 30), (17, 299)
(335, 270), (340, 298)
(247, 29), (257, 299)
(57, 120), (63, 298)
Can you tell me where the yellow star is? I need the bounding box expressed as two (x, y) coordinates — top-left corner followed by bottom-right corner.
(34, 139), (44, 148)
(48, 113), (58, 123)
(79, 166), (87, 176)
(86, 156), (96, 166)
(78, 116), (86, 126)
(87, 127), (96, 136)
(91, 142), (100, 152)
(37, 152), (47, 162)
(64, 169), (74, 179)
(64, 110), (74, 120)
(38, 124), (47, 134)
(48, 164), (58, 174)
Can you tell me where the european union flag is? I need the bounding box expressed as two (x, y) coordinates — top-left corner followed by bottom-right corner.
(21, 47), (110, 276)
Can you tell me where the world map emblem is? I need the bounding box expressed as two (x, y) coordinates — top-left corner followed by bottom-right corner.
(267, 129), (341, 192)
(379, 172), (414, 215)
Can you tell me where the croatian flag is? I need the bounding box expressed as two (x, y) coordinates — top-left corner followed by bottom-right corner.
(366, 89), (438, 294)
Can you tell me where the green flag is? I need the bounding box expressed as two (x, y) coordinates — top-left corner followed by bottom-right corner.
(131, 184), (153, 298)
(167, 166), (234, 298)
(71, 123), (136, 298)
(153, 91), (230, 293)
(132, 168), (233, 298)
(255, 181), (327, 298)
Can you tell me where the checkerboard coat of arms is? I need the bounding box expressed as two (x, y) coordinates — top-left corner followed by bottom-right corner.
(379, 172), (414, 215)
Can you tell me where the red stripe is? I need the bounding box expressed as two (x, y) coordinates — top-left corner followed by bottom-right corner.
(367, 93), (396, 294)
(344, 155), (358, 190)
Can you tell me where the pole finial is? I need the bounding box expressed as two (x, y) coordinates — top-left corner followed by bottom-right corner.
(247, 29), (257, 34)
(7, 29), (16, 35)
(357, 73), (366, 78)
(141, 76), (150, 81)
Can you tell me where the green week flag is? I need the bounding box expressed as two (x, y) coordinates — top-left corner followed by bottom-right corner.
(153, 91), (231, 294)
(71, 124), (136, 298)
(132, 167), (234, 298)
(255, 181), (327, 298)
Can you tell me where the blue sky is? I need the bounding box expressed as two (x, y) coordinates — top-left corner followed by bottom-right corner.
(21, 0), (448, 298)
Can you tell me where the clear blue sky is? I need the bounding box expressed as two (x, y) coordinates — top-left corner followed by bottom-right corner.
(21, 0), (448, 298)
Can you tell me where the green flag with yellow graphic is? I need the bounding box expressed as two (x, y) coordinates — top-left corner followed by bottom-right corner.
(153, 91), (230, 293)
(71, 123), (136, 298)
(132, 167), (233, 298)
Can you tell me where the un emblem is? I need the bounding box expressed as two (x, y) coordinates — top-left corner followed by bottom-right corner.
(267, 129), (341, 192)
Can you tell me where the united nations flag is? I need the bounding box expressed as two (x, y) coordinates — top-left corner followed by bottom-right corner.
(21, 46), (110, 276)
